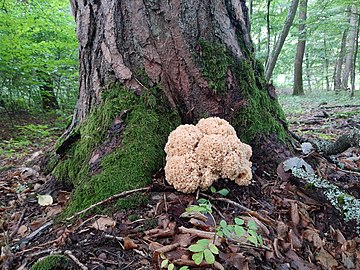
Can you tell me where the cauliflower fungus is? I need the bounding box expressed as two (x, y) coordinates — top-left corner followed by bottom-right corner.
(164, 117), (252, 193)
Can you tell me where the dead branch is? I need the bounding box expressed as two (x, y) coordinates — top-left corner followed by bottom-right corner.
(64, 250), (88, 270)
(66, 187), (149, 221)
(322, 130), (360, 155)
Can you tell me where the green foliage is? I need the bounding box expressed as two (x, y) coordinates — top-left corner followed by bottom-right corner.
(186, 198), (212, 214)
(189, 239), (219, 265)
(0, 0), (78, 112)
(30, 255), (71, 270)
(210, 186), (229, 196)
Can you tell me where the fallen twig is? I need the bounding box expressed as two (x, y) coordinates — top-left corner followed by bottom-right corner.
(66, 187), (150, 221)
(154, 243), (180, 253)
(199, 193), (251, 212)
(64, 250), (88, 270)
(10, 209), (26, 238)
(19, 221), (53, 246)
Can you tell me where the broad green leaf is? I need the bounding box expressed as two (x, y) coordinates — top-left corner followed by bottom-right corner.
(192, 252), (204, 265)
(204, 249), (215, 264)
(161, 259), (168, 268)
(197, 239), (210, 247)
(168, 263), (174, 270)
(235, 217), (244, 225)
(210, 186), (216, 193)
(217, 188), (229, 196)
(248, 235), (258, 247)
(248, 220), (257, 230)
(234, 225), (246, 237)
(179, 267), (189, 270)
(209, 243), (219, 254)
(189, 243), (205, 252)
(219, 220), (227, 227)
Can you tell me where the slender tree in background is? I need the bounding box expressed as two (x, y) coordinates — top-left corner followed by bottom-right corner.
(293, 0), (308, 96)
(334, 30), (348, 91)
(323, 37), (330, 91)
(52, 0), (290, 214)
(265, 0), (299, 82)
(350, 13), (360, 98)
(265, 0), (272, 67)
(342, 4), (358, 90)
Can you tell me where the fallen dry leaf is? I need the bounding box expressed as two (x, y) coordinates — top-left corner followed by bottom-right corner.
(46, 205), (63, 217)
(302, 228), (323, 248)
(123, 236), (138, 250)
(17, 225), (28, 237)
(316, 248), (338, 269)
(91, 216), (116, 231)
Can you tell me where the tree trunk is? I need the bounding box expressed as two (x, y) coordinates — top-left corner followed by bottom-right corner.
(265, 0), (271, 68)
(350, 13), (359, 98)
(324, 37), (330, 91)
(265, 0), (299, 82)
(292, 0), (307, 96)
(305, 52), (312, 92)
(334, 30), (348, 91)
(342, 5), (358, 90)
(39, 73), (59, 111)
(53, 0), (290, 216)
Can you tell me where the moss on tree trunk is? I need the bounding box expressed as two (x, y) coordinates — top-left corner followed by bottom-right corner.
(53, 85), (180, 216)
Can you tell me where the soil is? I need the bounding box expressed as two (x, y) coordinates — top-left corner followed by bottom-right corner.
(1, 102), (360, 270)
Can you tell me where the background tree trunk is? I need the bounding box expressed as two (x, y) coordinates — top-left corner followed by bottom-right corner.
(54, 0), (290, 215)
(350, 13), (359, 98)
(265, 0), (299, 82)
(342, 4), (358, 90)
(292, 0), (308, 96)
(334, 30), (348, 91)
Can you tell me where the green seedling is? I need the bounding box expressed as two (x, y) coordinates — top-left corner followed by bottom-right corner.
(188, 239), (219, 265)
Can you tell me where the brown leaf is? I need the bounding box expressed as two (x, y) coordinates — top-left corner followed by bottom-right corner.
(285, 250), (313, 270)
(17, 225), (28, 237)
(123, 236), (138, 250)
(316, 248), (338, 269)
(91, 216), (116, 232)
(288, 229), (302, 250)
(302, 229), (323, 249)
(276, 221), (289, 240)
(46, 205), (63, 218)
(173, 233), (193, 247)
(57, 191), (70, 205)
(290, 202), (300, 228)
(277, 162), (291, 182)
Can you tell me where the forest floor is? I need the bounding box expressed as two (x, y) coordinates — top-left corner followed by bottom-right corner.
(1, 90), (360, 270)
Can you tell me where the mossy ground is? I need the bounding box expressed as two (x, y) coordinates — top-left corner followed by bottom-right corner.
(30, 255), (71, 270)
(53, 86), (180, 217)
(198, 40), (287, 144)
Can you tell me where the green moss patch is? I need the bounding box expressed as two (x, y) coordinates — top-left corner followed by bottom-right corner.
(197, 40), (287, 143)
(30, 255), (71, 270)
(231, 59), (287, 143)
(198, 39), (231, 96)
(54, 86), (180, 217)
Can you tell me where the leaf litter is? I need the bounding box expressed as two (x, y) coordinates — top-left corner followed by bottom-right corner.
(1, 102), (360, 269)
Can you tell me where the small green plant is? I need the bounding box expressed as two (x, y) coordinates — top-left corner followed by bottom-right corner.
(217, 217), (263, 247)
(160, 253), (189, 270)
(188, 239), (219, 265)
(210, 186), (229, 196)
(186, 198), (212, 214)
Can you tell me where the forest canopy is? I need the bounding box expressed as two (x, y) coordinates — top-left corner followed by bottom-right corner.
(0, 0), (78, 112)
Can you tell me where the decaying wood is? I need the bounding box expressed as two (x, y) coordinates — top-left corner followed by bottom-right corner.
(322, 131), (360, 155)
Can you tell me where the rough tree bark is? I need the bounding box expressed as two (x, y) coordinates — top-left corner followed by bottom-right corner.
(52, 0), (291, 215)
(292, 0), (307, 96)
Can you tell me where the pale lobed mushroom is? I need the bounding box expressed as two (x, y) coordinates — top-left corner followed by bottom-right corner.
(164, 117), (252, 193)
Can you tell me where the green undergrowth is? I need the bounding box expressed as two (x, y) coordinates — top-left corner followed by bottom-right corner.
(54, 85), (180, 217)
(30, 255), (71, 270)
